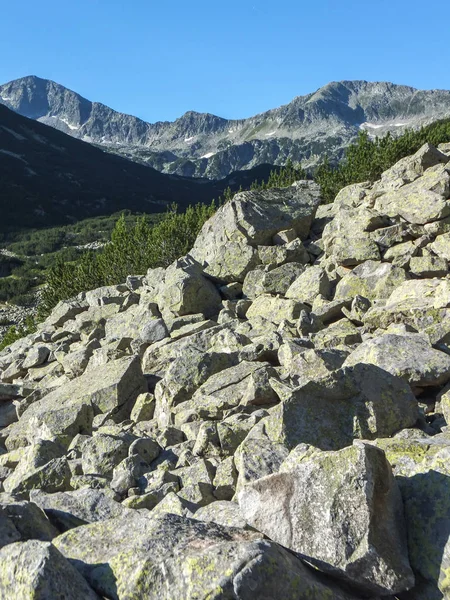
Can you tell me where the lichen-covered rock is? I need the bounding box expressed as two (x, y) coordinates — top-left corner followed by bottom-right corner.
(193, 501), (249, 529)
(3, 441), (70, 495)
(246, 294), (308, 324)
(265, 364), (419, 450)
(335, 260), (409, 301)
(374, 162), (450, 224)
(278, 345), (349, 385)
(363, 278), (444, 330)
(130, 392), (155, 422)
(159, 258), (222, 317)
(0, 497), (58, 542)
(54, 512), (360, 600)
(242, 262), (306, 299)
(374, 143), (449, 191)
(189, 183), (321, 282)
(234, 435), (289, 493)
(285, 265), (331, 304)
(409, 255), (448, 277)
(372, 433), (450, 599)
(312, 318), (361, 348)
(5, 356), (146, 450)
(154, 346), (240, 428)
(0, 540), (100, 599)
(29, 488), (127, 531)
(239, 443), (414, 596)
(81, 434), (130, 478)
(343, 333), (450, 389)
(430, 231), (450, 260)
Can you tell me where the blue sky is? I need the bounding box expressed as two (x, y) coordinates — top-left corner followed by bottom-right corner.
(2, 0), (448, 123)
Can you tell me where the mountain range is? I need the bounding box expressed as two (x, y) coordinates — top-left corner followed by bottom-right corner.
(2, 76), (450, 179)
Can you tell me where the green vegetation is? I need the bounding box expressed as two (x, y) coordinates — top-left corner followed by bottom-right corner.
(250, 159), (308, 190)
(0, 316), (37, 351)
(39, 202), (217, 317)
(2, 118), (450, 348)
(315, 118), (450, 203)
(0, 212), (163, 307)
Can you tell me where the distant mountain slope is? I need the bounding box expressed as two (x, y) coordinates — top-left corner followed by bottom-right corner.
(2, 76), (450, 178)
(0, 104), (274, 231)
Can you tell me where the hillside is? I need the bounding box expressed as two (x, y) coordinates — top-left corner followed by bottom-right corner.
(3, 76), (450, 178)
(0, 103), (277, 231)
(0, 142), (450, 598)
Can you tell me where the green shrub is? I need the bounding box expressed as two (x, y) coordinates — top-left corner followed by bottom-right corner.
(316, 118), (450, 203)
(39, 202), (217, 317)
(250, 159), (307, 191)
(0, 317), (37, 351)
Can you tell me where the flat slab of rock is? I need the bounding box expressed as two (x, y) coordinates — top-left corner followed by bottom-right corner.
(29, 488), (128, 532)
(54, 512), (362, 600)
(239, 442), (414, 596)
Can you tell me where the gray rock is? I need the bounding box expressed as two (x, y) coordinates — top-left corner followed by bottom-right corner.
(81, 434), (130, 477)
(42, 299), (87, 329)
(242, 263), (306, 299)
(285, 266), (331, 304)
(239, 443), (413, 596)
(375, 162), (450, 224)
(54, 512), (360, 600)
(23, 345), (50, 369)
(154, 346), (240, 429)
(343, 333), (450, 388)
(190, 183), (321, 282)
(140, 318), (169, 343)
(0, 540), (100, 599)
(234, 435), (289, 493)
(6, 356), (146, 450)
(0, 507), (21, 547)
(246, 294), (308, 324)
(409, 255), (448, 277)
(0, 401), (17, 428)
(335, 260), (409, 301)
(29, 488), (126, 531)
(85, 285), (127, 307)
(0, 497), (58, 541)
(3, 440), (70, 495)
(159, 258), (222, 317)
(193, 500), (249, 529)
(265, 364), (419, 450)
(429, 231), (450, 260)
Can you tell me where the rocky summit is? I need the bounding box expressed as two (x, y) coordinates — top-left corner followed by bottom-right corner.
(1, 142), (450, 599)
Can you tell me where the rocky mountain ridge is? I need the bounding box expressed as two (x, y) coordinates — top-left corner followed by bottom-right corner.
(1, 142), (450, 597)
(3, 76), (450, 178)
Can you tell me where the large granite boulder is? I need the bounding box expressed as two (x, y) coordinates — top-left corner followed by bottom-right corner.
(158, 258), (222, 317)
(5, 356), (147, 450)
(54, 512), (361, 600)
(265, 363), (419, 450)
(189, 183), (321, 282)
(374, 162), (450, 224)
(239, 442), (414, 596)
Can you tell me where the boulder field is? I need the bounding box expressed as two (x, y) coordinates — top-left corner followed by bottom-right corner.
(1, 142), (450, 599)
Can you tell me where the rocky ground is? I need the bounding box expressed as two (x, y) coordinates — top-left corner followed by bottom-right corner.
(1, 142), (450, 599)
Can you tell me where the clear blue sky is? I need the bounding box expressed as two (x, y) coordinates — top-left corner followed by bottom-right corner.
(2, 0), (449, 123)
